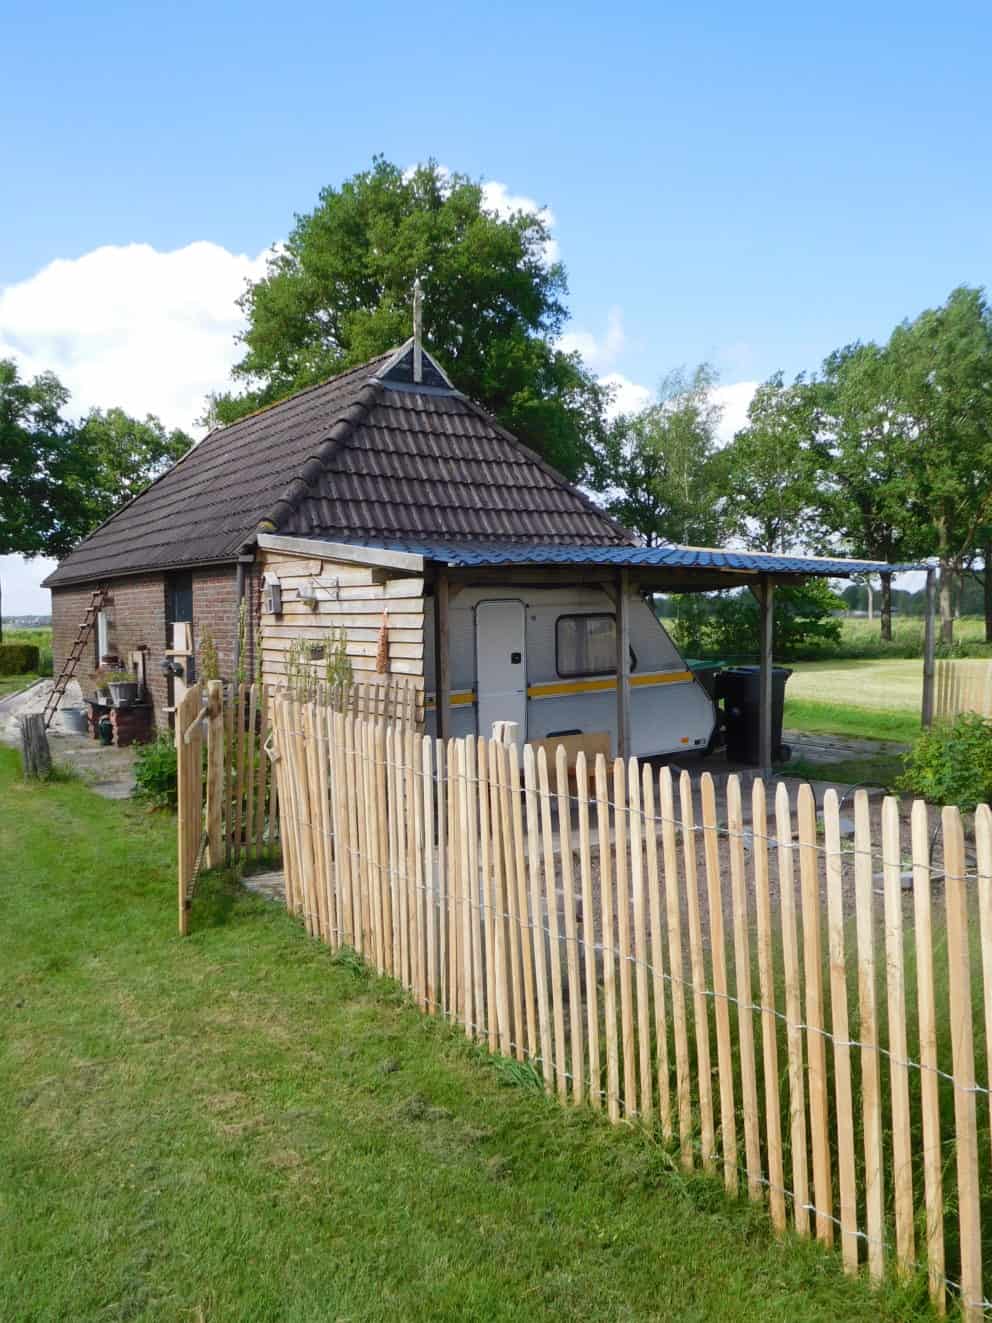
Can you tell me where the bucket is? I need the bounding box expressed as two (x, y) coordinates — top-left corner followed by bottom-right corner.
(61, 707), (89, 735)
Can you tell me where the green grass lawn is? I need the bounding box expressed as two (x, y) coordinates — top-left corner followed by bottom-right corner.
(0, 672), (40, 698)
(0, 748), (933, 1323)
(784, 659), (923, 745)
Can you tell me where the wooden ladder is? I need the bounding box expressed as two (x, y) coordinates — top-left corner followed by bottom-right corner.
(43, 585), (109, 728)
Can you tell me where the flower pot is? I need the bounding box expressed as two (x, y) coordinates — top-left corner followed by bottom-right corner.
(108, 681), (138, 707)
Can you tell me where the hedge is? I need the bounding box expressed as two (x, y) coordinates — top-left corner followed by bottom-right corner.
(0, 643), (41, 675)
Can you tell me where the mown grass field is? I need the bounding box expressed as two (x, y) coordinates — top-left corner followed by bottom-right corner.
(0, 747), (933, 1322)
(784, 659), (923, 746)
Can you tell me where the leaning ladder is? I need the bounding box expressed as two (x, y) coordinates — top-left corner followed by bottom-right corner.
(42, 584), (109, 729)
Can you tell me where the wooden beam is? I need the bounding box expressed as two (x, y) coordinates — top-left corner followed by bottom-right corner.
(922, 566), (937, 728)
(434, 571), (451, 741)
(755, 575), (775, 774)
(616, 567), (631, 759)
(257, 532), (425, 574)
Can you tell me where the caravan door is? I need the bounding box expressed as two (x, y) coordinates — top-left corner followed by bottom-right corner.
(475, 600), (527, 746)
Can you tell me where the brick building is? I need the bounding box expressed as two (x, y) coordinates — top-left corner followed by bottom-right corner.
(45, 340), (631, 728)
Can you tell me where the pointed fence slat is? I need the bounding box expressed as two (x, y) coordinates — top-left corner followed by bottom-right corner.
(853, 790), (883, 1279)
(913, 798), (945, 1313)
(681, 769), (715, 1173)
(798, 783), (832, 1245)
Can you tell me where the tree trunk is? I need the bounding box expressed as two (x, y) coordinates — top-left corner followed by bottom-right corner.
(985, 543), (992, 644)
(939, 562), (955, 645)
(20, 714), (52, 780)
(880, 574), (892, 642)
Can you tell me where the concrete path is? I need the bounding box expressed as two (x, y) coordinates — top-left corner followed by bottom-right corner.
(0, 679), (138, 800)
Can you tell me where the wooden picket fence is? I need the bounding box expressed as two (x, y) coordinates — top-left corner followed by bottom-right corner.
(176, 680), (279, 933)
(176, 674), (423, 935)
(936, 658), (992, 722)
(268, 691), (992, 1319)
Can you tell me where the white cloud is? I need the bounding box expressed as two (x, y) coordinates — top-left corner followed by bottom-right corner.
(559, 305), (626, 374)
(0, 240), (271, 431)
(0, 239), (273, 613)
(601, 372), (653, 421)
(0, 555), (57, 618)
(479, 180), (559, 263)
(712, 380), (759, 444)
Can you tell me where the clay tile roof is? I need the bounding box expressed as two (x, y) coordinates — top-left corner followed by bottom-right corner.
(44, 340), (634, 588)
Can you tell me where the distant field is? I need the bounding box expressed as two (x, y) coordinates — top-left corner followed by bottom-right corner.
(787, 657), (922, 711)
(783, 658), (923, 745)
(814, 614), (992, 660)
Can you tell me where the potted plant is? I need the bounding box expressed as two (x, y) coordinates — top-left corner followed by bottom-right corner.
(89, 667), (112, 702)
(106, 668), (139, 707)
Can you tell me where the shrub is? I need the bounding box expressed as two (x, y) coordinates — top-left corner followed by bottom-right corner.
(897, 713), (992, 809)
(0, 643), (40, 675)
(133, 734), (178, 810)
(670, 582), (843, 661)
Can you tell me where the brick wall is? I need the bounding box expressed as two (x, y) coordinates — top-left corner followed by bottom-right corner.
(52, 563), (261, 728)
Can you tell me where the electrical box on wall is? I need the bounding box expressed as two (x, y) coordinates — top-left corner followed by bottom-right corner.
(262, 573), (282, 616)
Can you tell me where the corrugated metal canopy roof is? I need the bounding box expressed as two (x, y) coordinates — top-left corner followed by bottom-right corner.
(326, 538), (918, 577)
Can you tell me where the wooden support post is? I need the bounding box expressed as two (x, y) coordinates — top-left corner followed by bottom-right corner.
(922, 566), (937, 728)
(756, 575), (774, 773)
(20, 713), (52, 780)
(616, 567), (631, 759)
(434, 571), (451, 743)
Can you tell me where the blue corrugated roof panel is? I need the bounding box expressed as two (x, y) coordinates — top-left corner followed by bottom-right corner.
(332, 537), (918, 577)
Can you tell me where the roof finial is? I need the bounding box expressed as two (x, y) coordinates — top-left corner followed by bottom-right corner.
(412, 276), (423, 383)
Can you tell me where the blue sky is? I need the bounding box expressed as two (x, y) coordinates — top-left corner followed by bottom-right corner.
(2, 0), (990, 609)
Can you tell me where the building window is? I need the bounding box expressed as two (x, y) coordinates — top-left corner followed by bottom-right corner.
(555, 614), (636, 678)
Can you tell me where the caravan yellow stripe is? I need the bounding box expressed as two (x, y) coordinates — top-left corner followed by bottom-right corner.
(425, 671), (693, 709)
(527, 670), (693, 700)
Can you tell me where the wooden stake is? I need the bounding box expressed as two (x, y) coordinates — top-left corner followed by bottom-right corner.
(525, 746), (553, 1089)
(596, 754), (620, 1122)
(823, 789), (857, 1272)
(882, 795), (914, 1270)
(648, 766), (675, 1145)
(852, 789), (882, 1278)
(613, 757), (637, 1117)
(628, 757), (653, 1120)
(508, 744), (537, 1061)
(727, 774), (761, 1200)
(913, 798), (945, 1312)
(701, 772), (737, 1193)
(752, 778), (785, 1232)
(772, 783), (808, 1235)
(576, 752), (601, 1109)
(944, 805), (983, 1322)
(557, 746), (584, 1104)
(681, 770), (714, 1171)
(798, 783), (831, 1243)
(538, 746), (568, 1102)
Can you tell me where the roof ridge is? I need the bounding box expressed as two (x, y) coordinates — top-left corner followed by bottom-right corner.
(452, 393), (637, 546)
(252, 379), (384, 544)
(203, 349), (396, 436)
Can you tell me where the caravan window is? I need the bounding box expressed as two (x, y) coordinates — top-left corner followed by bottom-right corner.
(556, 614), (636, 678)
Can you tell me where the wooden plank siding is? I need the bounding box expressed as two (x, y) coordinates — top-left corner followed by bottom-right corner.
(258, 547), (426, 692)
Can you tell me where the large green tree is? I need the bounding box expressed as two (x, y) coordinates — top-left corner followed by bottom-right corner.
(883, 286), (992, 642)
(593, 364), (730, 546)
(722, 372), (819, 553)
(0, 359), (191, 560)
(210, 158), (608, 479)
(806, 342), (924, 639)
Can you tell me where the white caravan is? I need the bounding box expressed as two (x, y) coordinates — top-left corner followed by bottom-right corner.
(424, 583), (716, 758)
